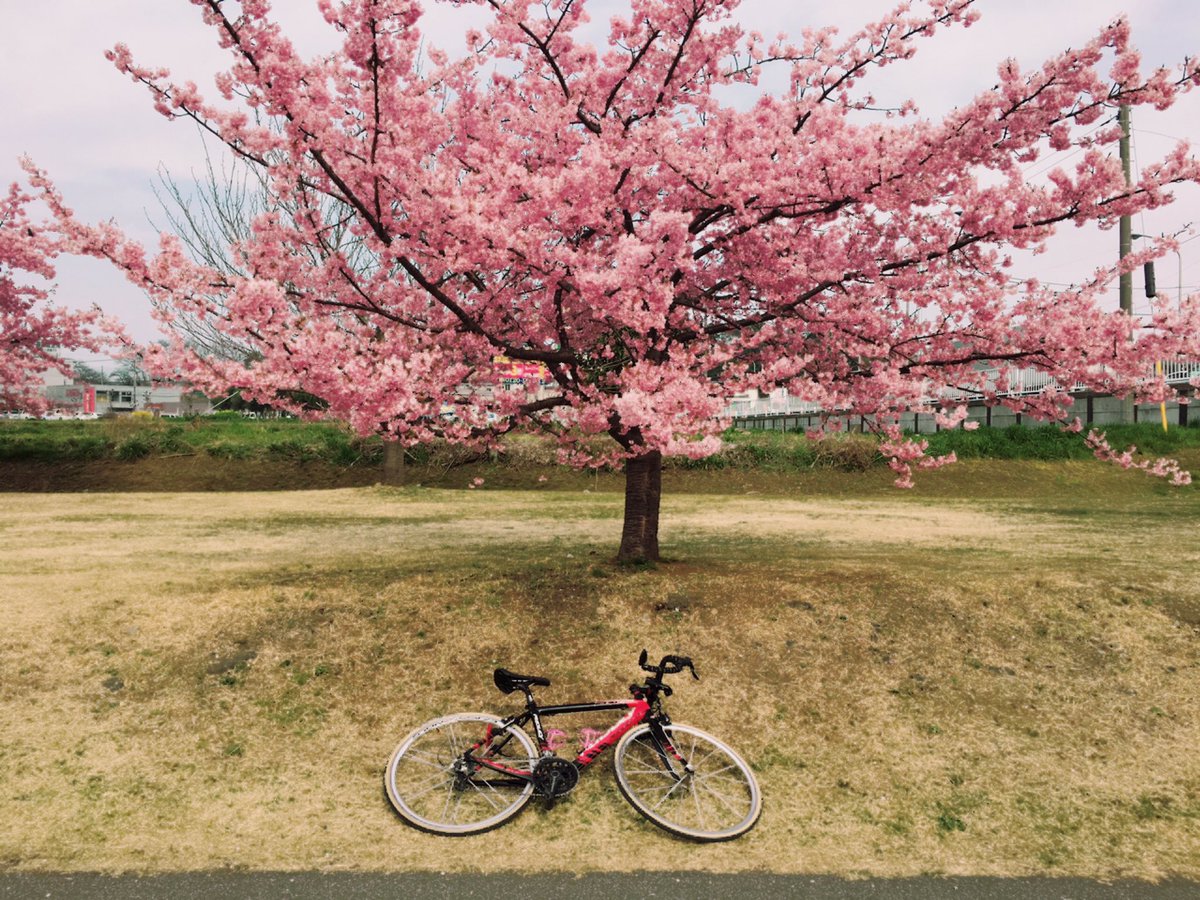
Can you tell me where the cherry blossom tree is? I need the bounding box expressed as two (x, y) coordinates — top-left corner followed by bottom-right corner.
(32, 0), (1200, 560)
(0, 185), (120, 414)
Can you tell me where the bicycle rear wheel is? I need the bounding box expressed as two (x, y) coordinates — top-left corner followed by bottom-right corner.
(614, 723), (762, 841)
(385, 712), (536, 835)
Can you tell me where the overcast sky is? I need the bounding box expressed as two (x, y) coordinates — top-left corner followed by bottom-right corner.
(3, 0), (1199, 360)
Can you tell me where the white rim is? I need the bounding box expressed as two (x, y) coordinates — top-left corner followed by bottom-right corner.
(615, 723), (762, 840)
(385, 713), (536, 834)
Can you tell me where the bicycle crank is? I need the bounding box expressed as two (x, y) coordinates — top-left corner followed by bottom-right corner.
(533, 757), (579, 807)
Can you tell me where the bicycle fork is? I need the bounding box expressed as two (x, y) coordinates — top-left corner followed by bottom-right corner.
(648, 721), (693, 781)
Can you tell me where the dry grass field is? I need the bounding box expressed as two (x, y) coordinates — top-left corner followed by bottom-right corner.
(1, 462), (1198, 878)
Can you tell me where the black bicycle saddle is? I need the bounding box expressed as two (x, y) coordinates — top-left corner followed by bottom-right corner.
(493, 668), (551, 694)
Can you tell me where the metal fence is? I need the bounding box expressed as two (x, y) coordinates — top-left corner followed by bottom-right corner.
(725, 359), (1200, 420)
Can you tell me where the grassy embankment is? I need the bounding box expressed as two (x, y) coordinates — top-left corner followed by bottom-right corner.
(3, 414), (1200, 493)
(0, 439), (1197, 878)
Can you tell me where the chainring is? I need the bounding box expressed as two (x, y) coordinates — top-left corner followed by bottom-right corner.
(532, 756), (579, 798)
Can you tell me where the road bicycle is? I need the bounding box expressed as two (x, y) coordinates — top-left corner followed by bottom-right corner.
(384, 651), (762, 841)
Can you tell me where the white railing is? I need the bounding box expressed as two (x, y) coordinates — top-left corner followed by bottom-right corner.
(1162, 359), (1200, 384)
(725, 395), (824, 418)
(727, 359), (1199, 418)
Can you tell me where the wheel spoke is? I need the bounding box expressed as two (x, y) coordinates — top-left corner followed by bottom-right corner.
(695, 777), (745, 818)
(649, 772), (689, 810)
(622, 764), (674, 777)
(692, 778), (709, 830)
(386, 715), (536, 834)
(439, 781), (455, 823)
(694, 761), (739, 779)
(466, 775), (503, 810)
(406, 777), (455, 805)
(616, 724), (760, 841)
(455, 788), (471, 823)
(687, 742), (720, 771)
(396, 768), (451, 787)
(447, 722), (465, 758)
(629, 780), (680, 796)
(401, 748), (450, 769)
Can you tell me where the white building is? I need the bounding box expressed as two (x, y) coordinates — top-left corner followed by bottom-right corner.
(41, 382), (212, 417)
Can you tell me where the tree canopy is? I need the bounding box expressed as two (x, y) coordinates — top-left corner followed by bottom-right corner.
(27, 0), (1200, 558)
(0, 185), (120, 413)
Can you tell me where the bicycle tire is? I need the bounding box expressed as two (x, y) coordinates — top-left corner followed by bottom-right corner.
(614, 722), (762, 841)
(384, 712), (536, 835)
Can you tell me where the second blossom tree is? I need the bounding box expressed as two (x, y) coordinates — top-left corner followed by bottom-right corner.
(1, 185), (120, 413)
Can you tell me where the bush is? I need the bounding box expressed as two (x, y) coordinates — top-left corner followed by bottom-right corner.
(6, 415), (1195, 472)
(266, 437), (317, 461)
(318, 428), (361, 466)
(498, 436), (557, 467)
(810, 434), (879, 471)
(922, 423), (1200, 461)
(157, 425), (191, 454)
(115, 432), (155, 460)
(206, 440), (253, 460)
(0, 421), (111, 462)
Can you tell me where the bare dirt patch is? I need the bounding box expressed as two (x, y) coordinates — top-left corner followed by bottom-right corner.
(668, 496), (1037, 547)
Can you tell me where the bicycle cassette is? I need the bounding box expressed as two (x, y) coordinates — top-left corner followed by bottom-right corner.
(532, 756), (579, 797)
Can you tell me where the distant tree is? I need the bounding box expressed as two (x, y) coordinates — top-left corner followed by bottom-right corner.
(152, 152), (372, 370)
(108, 356), (152, 386)
(35, 0), (1200, 560)
(0, 184), (120, 413)
(70, 360), (108, 384)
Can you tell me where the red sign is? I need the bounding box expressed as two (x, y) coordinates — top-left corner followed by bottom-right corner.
(493, 355), (550, 382)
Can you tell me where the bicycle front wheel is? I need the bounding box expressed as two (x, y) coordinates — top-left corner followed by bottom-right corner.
(614, 723), (762, 841)
(385, 712), (536, 835)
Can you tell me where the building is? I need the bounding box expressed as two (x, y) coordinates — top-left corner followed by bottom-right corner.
(42, 382), (212, 417)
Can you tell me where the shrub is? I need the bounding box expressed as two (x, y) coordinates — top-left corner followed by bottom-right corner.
(810, 434), (880, 471)
(922, 423), (1200, 461)
(115, 432), (155, 460)
(157, 425), (191, 454)
(206, 440), (253, 460)
(498, 436), (557, 467)
(266, 437), (316, 460)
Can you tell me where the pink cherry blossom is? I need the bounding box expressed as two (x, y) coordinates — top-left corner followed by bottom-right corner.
(0, 180), (124, 413)
(26, 1), (1200, 558)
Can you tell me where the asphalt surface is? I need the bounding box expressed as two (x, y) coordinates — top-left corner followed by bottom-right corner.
(1, 873), (1198, 899)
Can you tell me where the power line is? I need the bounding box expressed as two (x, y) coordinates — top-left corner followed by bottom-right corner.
(1133, 127), (1191, 143)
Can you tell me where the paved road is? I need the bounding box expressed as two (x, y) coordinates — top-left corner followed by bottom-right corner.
(1, 873), (1197, 899)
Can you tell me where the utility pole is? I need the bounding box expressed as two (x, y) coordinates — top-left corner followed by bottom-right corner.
(1118, 105), (1135, 423)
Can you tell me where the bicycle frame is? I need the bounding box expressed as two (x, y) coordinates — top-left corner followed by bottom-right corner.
(385, 653), (762, 841)
(467, 697), (653, 780)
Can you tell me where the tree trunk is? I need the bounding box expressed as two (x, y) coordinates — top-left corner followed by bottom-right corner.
(382, 441), (406, 486)
(618, 450), (662, 563)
